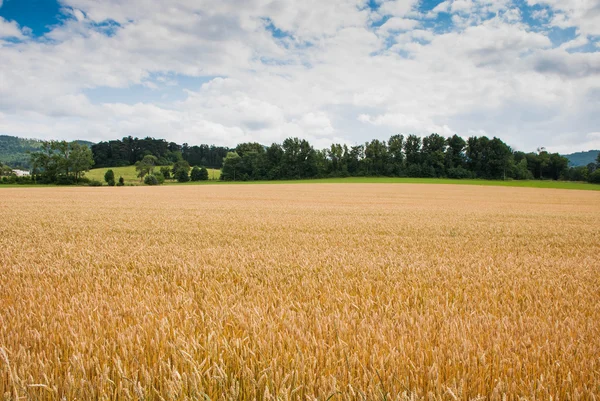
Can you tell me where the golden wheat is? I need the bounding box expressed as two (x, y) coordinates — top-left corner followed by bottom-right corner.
(1, 184), (599, 400)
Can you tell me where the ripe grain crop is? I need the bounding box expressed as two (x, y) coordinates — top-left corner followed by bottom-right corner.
(1, 184), (599, 400)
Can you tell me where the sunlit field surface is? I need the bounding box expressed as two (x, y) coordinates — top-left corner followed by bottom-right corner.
(1, 184), (599, 400)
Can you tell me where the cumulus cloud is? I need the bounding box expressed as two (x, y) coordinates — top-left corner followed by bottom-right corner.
(527, 0), (600, 36)
(379, 17), (419, 33)
(0, 0), (598, 153)
(0, 17), (24, 38)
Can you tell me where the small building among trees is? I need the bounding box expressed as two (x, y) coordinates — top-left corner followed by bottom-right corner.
(12, 169), (30, 177)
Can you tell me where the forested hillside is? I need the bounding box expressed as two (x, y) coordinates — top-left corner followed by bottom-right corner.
(564, 150), (600, 167)
(0, 135), (93, 169)
(0, 136), (43, 169)
(91, 137), (230, 169)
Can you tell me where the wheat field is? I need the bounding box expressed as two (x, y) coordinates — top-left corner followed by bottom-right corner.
(1, 184), (599, 400)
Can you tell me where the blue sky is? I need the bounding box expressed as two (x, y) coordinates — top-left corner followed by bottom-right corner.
(0, 0), (61, 36)
(0, 0), (599, 152)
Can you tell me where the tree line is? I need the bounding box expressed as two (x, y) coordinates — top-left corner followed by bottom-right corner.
(91, 136), (229, 169)
(219, 134), (600, 183)
(4, 134), (600, 186)
(26, 141), (95, 184)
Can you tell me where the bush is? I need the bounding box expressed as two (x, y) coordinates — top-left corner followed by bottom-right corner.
(16, 176), (34, 185)
(406, 164), (421, 178)
(88, 180), (103, 186)
(56, 175), (76, 185)
(160, 167), (171, 180)
(104, 169), (115, 185)
(118, 176), (125, 186)
(175, 169), (190, 183)
(190, 166), (201, 181)
(144, 175), (160, 185)
(191, 166), (209, 181)
(155, 172), (165, 184)
(172, 160), (190, 178)
(199, 167), (209, 180)
(447, 167), (474, 179)
(589, 169), (600, 184)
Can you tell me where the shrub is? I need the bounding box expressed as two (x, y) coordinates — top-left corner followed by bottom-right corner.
(447, 167), (474, 179)
(172, 160), (190, 178)
(406, 164), (421, 178)
(155, 172), (165, 184)
(190, 166), (202, 181)
(160, 167), (171, 180)
(589, 170), (600, 184)
(191, 166), (209, 181)
(198, 167), (209, 181)
(16, 176), (34, 185)
(144, 175), (159, 186)
(104, 170), (115, 186)
(175, 169), (190, 183)
(118, 176), (125, 186)
(56, 175), (76, 185)
(88, 180), (103, 186)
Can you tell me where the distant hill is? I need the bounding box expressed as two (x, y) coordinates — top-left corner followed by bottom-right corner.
(563, 150), (599, 167)
(0, 135), (94, 169)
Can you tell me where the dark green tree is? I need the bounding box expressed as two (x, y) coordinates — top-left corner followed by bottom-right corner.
(445, 135), (466, 169)
(172, 160), (190, 179)
(198, 167), (209, 180)
(265, 143), (284, 179)
(104, 169), (115, 186)
(466, 136), (490, 178)
(548, 153), (569, 180)
(364, 139), (389, 176)
(421, 133), (446, 177)
(174, 169), (190, 182)
(536, 148), (550, 179)
(486, 137), (513, 179)
(221, 152), (242, 181)
(513, 159), (532, 180)
(30, 140), (93, 184)
(69, 142), (94, 182)
(135, 155), (158, 181)
(388, 134), (405, 175)
(281, 138), (317, 179)
(404, 135), (422, 168)
(160, 166), (171, 180)
(190, 166), (208, 181)
(144, 175), (159, 185)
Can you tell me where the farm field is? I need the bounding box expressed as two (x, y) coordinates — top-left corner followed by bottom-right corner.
(1, 184), (599, 400)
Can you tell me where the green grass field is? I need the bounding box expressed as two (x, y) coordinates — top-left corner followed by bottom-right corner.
(174, 176), (600, 191)
(85, 165), (221, 184)
(3, 171), (598, 191)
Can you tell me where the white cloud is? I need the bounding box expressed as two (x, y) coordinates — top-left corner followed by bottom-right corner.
(379, 17), (419, 33)
(527, 0), (600, 36)
(0, 0), (598, 153)
(0, 17), (24, 39)
(377, 0), (420, 18)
